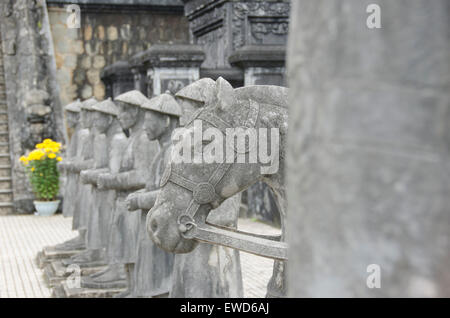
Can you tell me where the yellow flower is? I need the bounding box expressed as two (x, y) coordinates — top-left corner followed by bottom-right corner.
(57, 156), (62, 162)
(31, 167), (35, 171)
(48, 153), (56, 159)
(36, 143), (44, 149)
(28, 149), (45, 161)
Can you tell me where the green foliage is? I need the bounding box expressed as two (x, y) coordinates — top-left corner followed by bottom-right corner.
(27, 156), (60, 201)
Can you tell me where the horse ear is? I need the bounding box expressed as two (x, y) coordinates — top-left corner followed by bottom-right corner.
(215, 77), (236, 111)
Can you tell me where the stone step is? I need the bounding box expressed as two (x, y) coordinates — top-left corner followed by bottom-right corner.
(0, 206), (13, 215)
(0, 192), (13, 202)
(0, 202), (13, 207)
(0, 189), (12, 193)
(0, 179), (11, 190)
(0, 132), (8, 143)
(0, 166), (11, 177)
(0, 144), (9, 153)
(0, 156), (10, 165)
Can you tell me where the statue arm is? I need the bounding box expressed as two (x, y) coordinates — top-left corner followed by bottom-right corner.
(80, 168), (109, 185)
(136, 190), (159, 211)
(125, 189), (159, 212)
(70, 159), (95, 173)
(97, 170), (146, 191)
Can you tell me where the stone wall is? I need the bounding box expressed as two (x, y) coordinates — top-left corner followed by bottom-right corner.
(47, 2), (189, 107)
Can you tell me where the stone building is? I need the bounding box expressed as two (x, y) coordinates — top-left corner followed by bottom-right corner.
(0, 0), (189, 214)
(0, 0), (290, 215)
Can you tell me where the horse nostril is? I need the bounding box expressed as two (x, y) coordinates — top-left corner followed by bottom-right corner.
(150, 219), (158, 233)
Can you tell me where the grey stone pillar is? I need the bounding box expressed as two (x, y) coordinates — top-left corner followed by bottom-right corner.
(131, 44), (204, 97)
(100, 61), (134, 99)
(0, 0), (67, 213)
(286, 0), (450, 297)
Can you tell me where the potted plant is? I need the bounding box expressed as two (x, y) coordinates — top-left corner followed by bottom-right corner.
(19, 139), (63, 216)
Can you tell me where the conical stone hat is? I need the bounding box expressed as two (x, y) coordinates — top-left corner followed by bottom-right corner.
(65, 99), (82, 113)
(92, 98), (119, 116)
(175, 78), (215, 104)
(115, 90), (149, 107)
(80, 97), (98, 111)
(142, 92), (182, 117)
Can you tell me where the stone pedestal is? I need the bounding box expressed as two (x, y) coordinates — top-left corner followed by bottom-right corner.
(35, 245), (82, 269)
(53, 281), (125, 298)
(287, 0), (450, 297)
(229, 45), (286, 86)
(184, 0), (290, 86)
(101, 61), (135, 98)
(130, 44), (205, 97)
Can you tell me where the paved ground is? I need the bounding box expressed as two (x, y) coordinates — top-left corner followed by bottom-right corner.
(0, 214), (280, 298)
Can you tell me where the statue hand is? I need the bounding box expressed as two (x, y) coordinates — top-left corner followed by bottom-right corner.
(126, 193), (139, 211)
(80, 171), (90, 184)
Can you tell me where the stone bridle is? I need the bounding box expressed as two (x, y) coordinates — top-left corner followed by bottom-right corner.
(159, 99), (288, 261)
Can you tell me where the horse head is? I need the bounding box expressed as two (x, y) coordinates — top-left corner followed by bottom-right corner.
(147, 77), (288, 254)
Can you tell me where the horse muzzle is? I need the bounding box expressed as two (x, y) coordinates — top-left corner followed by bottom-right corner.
(146, 204), (198, 253)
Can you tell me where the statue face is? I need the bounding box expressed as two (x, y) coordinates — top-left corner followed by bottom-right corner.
(92, 111), (112, 134)
(81, 110), (93, 129)
(143, 110), (168, 141)
(117, 101), (139, 130)
(66, 112), (79, 129)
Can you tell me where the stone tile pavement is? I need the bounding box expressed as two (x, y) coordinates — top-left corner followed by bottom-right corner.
(0, 214), (280, 298)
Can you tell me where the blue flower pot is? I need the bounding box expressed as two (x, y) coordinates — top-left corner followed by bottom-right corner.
(34, 200), (60, 216)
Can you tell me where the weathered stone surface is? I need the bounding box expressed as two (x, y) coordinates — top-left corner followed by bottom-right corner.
(286, 0), (450, 297)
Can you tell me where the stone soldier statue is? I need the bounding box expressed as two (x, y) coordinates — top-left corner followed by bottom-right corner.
(124, 93), (182, 297)
(81, 90), (159, 291)
(63, 99), (124, 266)
(54, 97), (97, 252)
(60, 99), (82, 218)
(129, 79), (243, 297)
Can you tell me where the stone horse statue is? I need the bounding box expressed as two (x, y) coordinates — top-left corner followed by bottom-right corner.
(147, 77), (288, 297)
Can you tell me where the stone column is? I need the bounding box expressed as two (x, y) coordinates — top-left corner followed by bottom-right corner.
(0, 0), (67, 213)
(286, 0), (450, 297)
